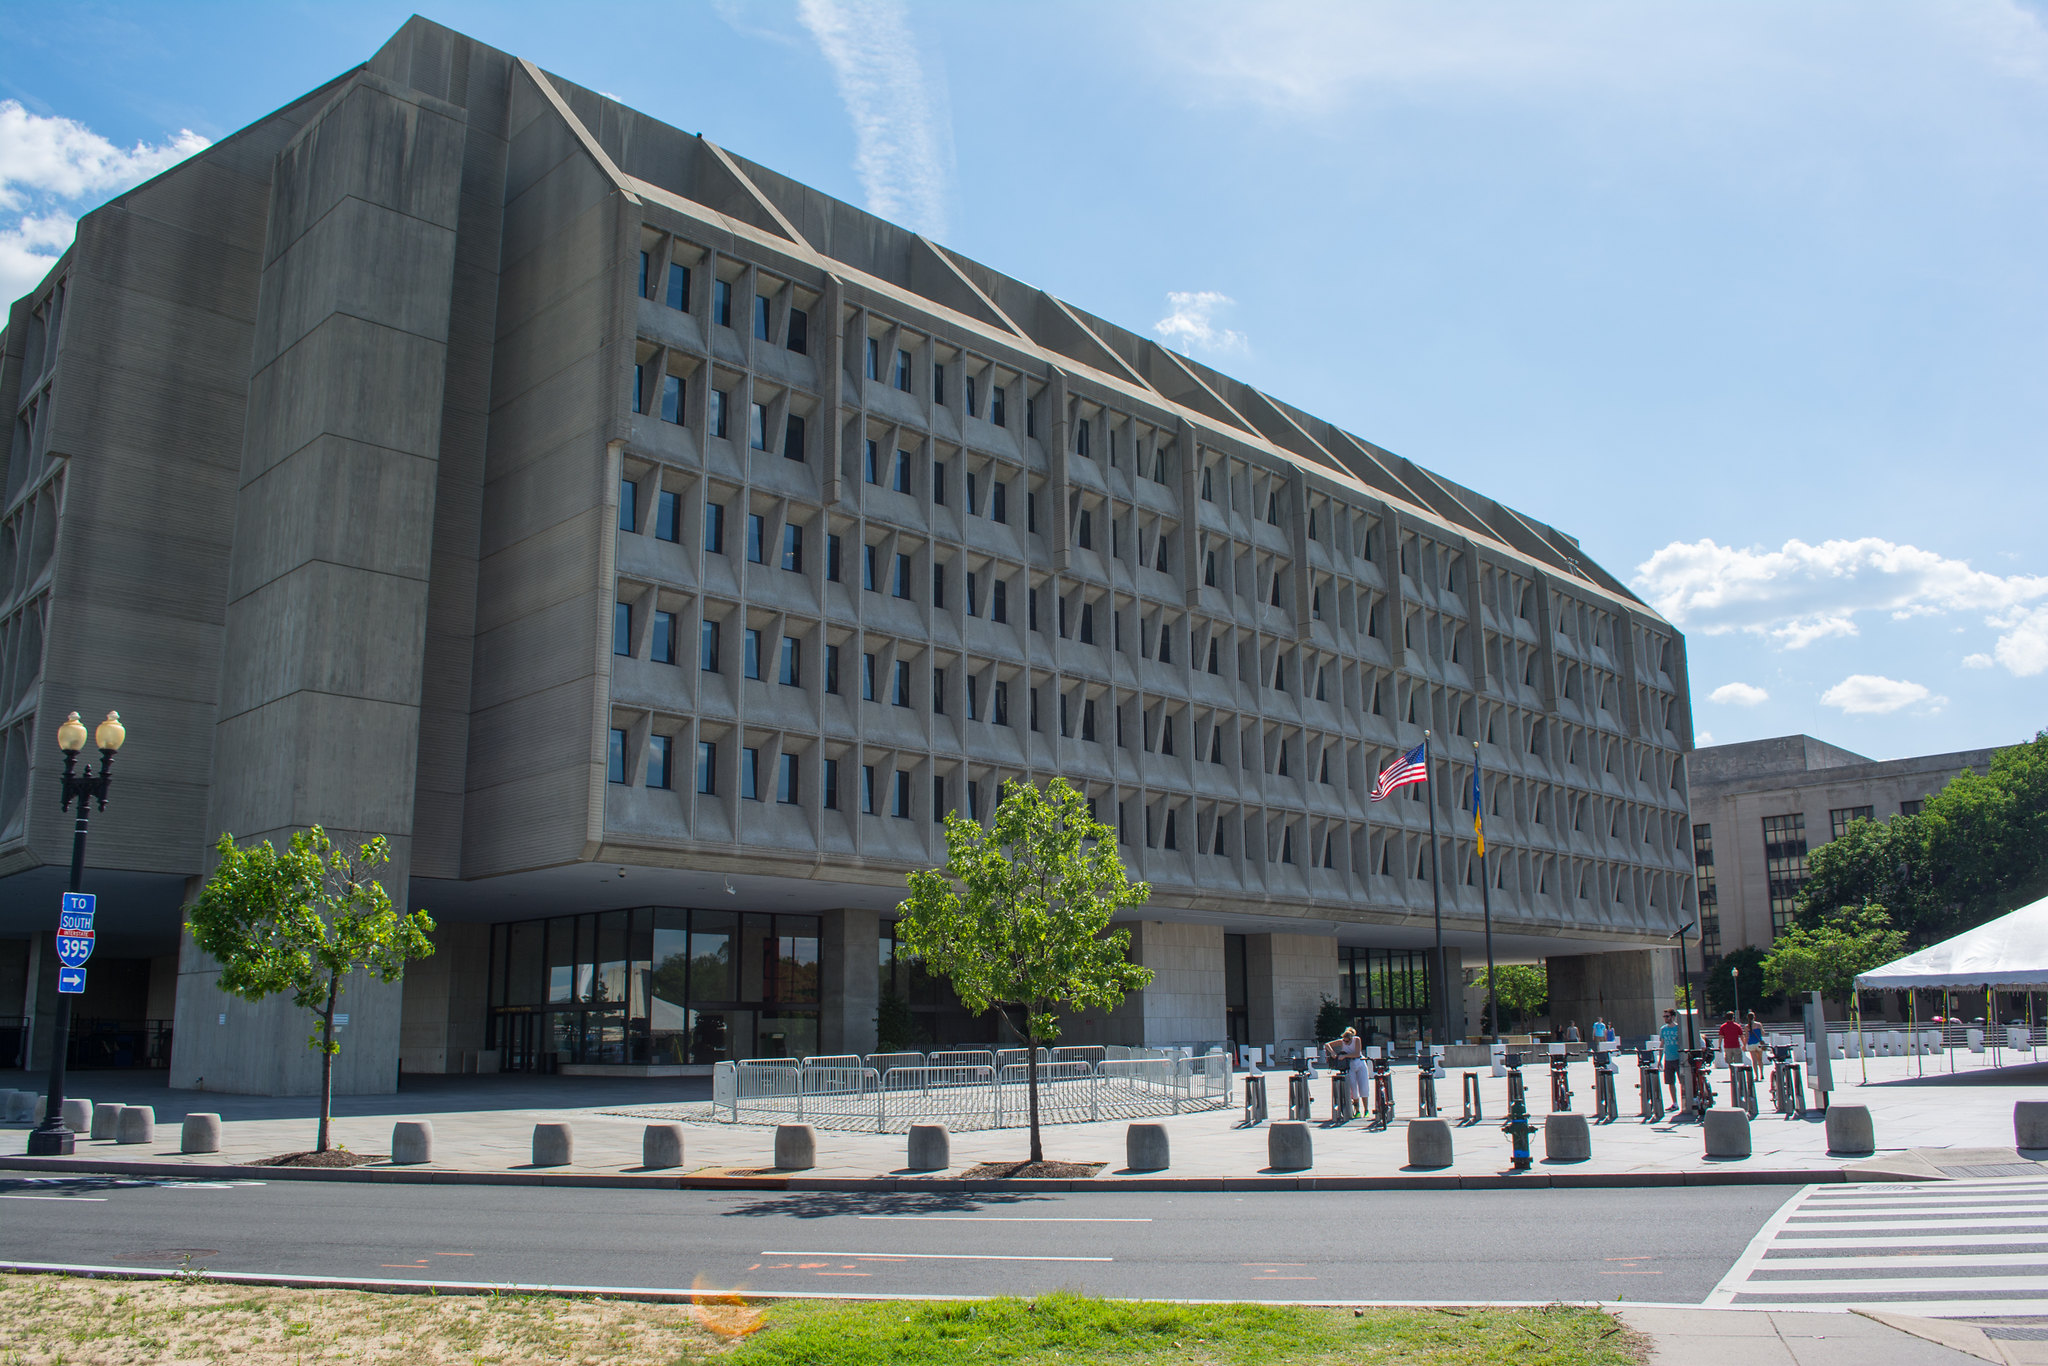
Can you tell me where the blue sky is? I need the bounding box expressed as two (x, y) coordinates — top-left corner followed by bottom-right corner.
(4, 1), (2043, 762)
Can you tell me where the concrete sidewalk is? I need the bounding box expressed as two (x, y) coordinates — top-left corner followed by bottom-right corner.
(3, 1051), (2043, 1186)
(1619, 1307), (2044, 1366)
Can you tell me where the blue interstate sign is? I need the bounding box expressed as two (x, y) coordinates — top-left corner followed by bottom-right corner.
(58, 966), (86, 994)
(56, 931), (93, 968)
(59, 892), (95, 937)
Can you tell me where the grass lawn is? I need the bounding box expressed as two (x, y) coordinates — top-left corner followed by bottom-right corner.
(0, 1273), (1643, 1365)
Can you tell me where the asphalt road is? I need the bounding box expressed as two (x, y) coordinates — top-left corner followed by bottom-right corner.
(0, 1172), (1791, 1303)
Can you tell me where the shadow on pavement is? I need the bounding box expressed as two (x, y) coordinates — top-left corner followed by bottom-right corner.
(714, 1189), (1065, 1219)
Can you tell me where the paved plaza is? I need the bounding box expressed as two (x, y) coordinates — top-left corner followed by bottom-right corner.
(4, 1049), (2042, 1183)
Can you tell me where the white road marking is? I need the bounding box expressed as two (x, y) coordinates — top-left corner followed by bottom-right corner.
(762, 1250), (1113, 1262)
(0, 1195), (108, 1201)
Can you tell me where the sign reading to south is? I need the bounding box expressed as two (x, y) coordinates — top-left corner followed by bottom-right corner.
(55, 891), (95, 968)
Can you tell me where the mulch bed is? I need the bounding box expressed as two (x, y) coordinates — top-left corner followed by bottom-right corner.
(957, 1160), (1105, 1180)
(247, 1150), (385, 1168)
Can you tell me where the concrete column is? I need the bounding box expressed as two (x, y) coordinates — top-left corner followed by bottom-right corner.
(819, 908), (879, 1056)
(24, 932), (56, 1070)
(1246, 931), (1336, 1046)
(1434, 945), (1467, 1041)
(1546, 948), (1674, 1041)
(399, 921), (489, 1073)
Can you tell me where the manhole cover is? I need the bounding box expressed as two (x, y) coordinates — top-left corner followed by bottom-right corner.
(131, 1249), (220, 1262)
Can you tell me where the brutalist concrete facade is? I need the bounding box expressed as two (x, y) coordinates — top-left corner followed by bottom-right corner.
(0, 19), (1696, 1092)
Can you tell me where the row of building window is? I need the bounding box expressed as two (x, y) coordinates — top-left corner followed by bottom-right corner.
(640, 252), (811, 355)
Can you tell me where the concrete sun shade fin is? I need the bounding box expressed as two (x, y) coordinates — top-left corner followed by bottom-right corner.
(0, 14), (1698, 1093)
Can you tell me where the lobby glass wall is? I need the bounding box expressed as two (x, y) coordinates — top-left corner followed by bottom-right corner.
(487, 908), (819, 1067)
(1334, 947), (1432, 1043)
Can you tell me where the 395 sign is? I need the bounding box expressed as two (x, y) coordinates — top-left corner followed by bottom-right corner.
(55, 891), (95, 972)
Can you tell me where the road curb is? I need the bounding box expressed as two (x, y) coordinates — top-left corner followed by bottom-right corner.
(0, 1153), (1870, 1192)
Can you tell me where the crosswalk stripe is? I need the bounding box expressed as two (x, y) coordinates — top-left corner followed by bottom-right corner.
(1709, 1177), (2048, 1316)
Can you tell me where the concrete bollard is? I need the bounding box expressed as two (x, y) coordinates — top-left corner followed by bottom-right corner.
(181, 1113), (222, 1154)
(1543, 1113), (1592, 1163)
(0, 1090), (20, 1121)
(115, 1105), (156, 1145)
(391, 1120), (434, 1165)
(1407, 1117), (1455, 1169)
(907, 1124), (951, 1172)
(1267, 1120), (1313, 1171)
(1124, 1122), (1169, 1172)
(1825, 1103), (1876, 1155)
(642, 1123), (685, 1170)
(1703, 1108), (1752, 1159)
(774, 1124), (816, 1171)
(61, 1099), (92, 1134)
(90, 1103), (125, 1140)
(2018, 1101), (2048, 1151)
(531, 1122), (574, 1166)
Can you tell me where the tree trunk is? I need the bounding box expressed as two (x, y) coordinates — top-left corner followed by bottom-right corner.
(1026, 1016), (1042, 1166)
(316, 974), (338, 1153)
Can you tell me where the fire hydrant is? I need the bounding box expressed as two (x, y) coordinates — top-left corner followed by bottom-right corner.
(1501, 1088), (1537, 1171)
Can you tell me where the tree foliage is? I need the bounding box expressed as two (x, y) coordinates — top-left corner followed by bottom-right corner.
(187, 827), (436, 1152)
(1798, 728), (2048, 941)
(1763, 904), (1908, 1010)
(1704, 944), (1781, 1017)
(1314, 995), (1350, 1044)
(896, 778), (1153, 1163)
(1471, 964), (1548, 1031)
(875, 989), (917, 1053)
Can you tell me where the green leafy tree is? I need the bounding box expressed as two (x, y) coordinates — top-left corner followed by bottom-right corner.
(1799, 728), (2048, 941)
(187, 827), (436, 1152)
(1763, 904), (1909, 1012)
(897, 778), (1153, 1164)
(1705, 945), (1781, 1018)
(875, 989), (916, 1053)
(1314, 995), (1350, 1045)
(1471, 964), (1548, 1032)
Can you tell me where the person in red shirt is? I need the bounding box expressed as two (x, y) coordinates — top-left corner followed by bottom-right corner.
(1718, 1012), (1746, 1067)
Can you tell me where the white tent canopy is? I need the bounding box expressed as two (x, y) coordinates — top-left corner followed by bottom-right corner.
(1855, 894), (2048, 991)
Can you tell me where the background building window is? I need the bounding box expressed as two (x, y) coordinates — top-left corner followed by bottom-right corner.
(713, 278), (732, 327)
(704, 501), (725, 554)
(647, 735), (672, 790)
(778, 752), (800, 804)
(607, 728), (627, 784)
(619, 479), (637, 532)
(697, 740), (717, 794)
(1693, 823), (1718, 964)
(744, 628), (762, 679)
(779, 635), (801, 686)
(1762, 813), (1809, 938)
(652, 610), (675, 664)
(700, 619), (720, 672)
(656, 489), (679, 541)
(740, 747), (760, 800)
(1829, 805), (1874, 840)
(613, 601), (632, 657)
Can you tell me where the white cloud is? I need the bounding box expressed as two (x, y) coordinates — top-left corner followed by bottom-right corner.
(1154, 290), (1248, 354)
(1697, 730), (1715, 746)
(1963, 652), (1996, 669)
(1708, 681), (1769, 707)
(795, 0), (953, 239)
(1820, 674), (1945, 716)
(0, 100), (208, 302)
(1632, 537), (2048, 674)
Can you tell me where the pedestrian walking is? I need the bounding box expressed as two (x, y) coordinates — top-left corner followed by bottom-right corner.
(1564, 1020), (1582, 1043)
(1717, 1011), (1745, 1069)
(1660, 1009), (1684, 1106)
(1745, 1012), (1766, 1072)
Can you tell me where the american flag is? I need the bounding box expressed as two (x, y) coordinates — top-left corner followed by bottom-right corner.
(1370, 743), (1428, 802)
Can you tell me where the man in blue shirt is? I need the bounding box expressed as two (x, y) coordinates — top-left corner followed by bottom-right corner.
(1659, 1008), (1685, 1108)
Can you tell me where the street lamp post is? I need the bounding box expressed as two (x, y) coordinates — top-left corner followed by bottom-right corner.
(1732, 966), (1742, 1022)
(1671, 921), (1699, 1051)
(27, 710), (126, 1157)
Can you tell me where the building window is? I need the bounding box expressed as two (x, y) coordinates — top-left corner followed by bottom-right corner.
(746, 513), (766, 564)
(933, 774), (946, 822)
(824, 643), (841, 695)
(933, 363), (945, 405)
(861, 764), (877, 814)
(709, 389), (729, 439)
(894, 348), (912, 392)
(782, 523), (804, 573)
(639, 252), (651, 298)
(966, 570), (979, 617)
(700, 619), (720, 672)
(652, 610), (676, 664)
(783, 413), (805, 461)
(932, 563), (946, 609)
(647, 735), (672, 790)
(613, 601), (632, 657)
(1762, 813), (1808, 938)
(990, 385), (1006, 427)
(1076, 418), (1090, 457)
(993, 680), (1009, 727)
(787, 307), (808, 354)
(991, 480), (1008, 524)
(754, 293), (772, 341)
(704, 501), (725, 554)
(893, 659), (911, 707)
(933, 667), (947, 714)
(607, 728), (627, 784)
(893, 448), (912, 494)
(1900, 798), (1925, 817)
(696, 740), (717, 794)
(864, 439), (880, 484)
(1694, 823), (1718, 964)
(661, 374), (684, 424)
(666, 262), (689, 311)
(966, 375), (978, 416)
(1077, 509), (1092, 550)
(893, 553), (912, 599)
(740, 747), (760, 800)
(822, 757), (839, 810)
(777, 752), (799, 804)
(713, 278), (732, 328)
(632, 364), (645, 415)
(865, 336), (881, 381)
(893, 769), (912, 818)
(862, 544), (878, 591)
(656, 489), (679, 542)
(826, 532), (842, 582)
(749, 402), (768, 451)
(992, 579), (1008, 624)
(932, 460), (945, 506)
(1829, 806), (1874, 841)
(778, 635), (801, 686)
(862, 652), (877, 701)
(744, 628), (762, 679)
(619, 479), (638, 532)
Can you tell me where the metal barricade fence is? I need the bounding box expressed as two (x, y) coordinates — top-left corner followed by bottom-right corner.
(928, 1049), (996, 1070)
(865, 1051), (927, 1074)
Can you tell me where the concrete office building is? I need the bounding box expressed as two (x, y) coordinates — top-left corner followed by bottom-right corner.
(0, 18), (1696, 1094)
(1687, 735), (2000, 971)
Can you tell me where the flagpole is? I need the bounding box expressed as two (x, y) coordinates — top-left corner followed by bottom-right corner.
(1477, 740), (1497, 1042)
(1424, 729), (1447, 1045)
